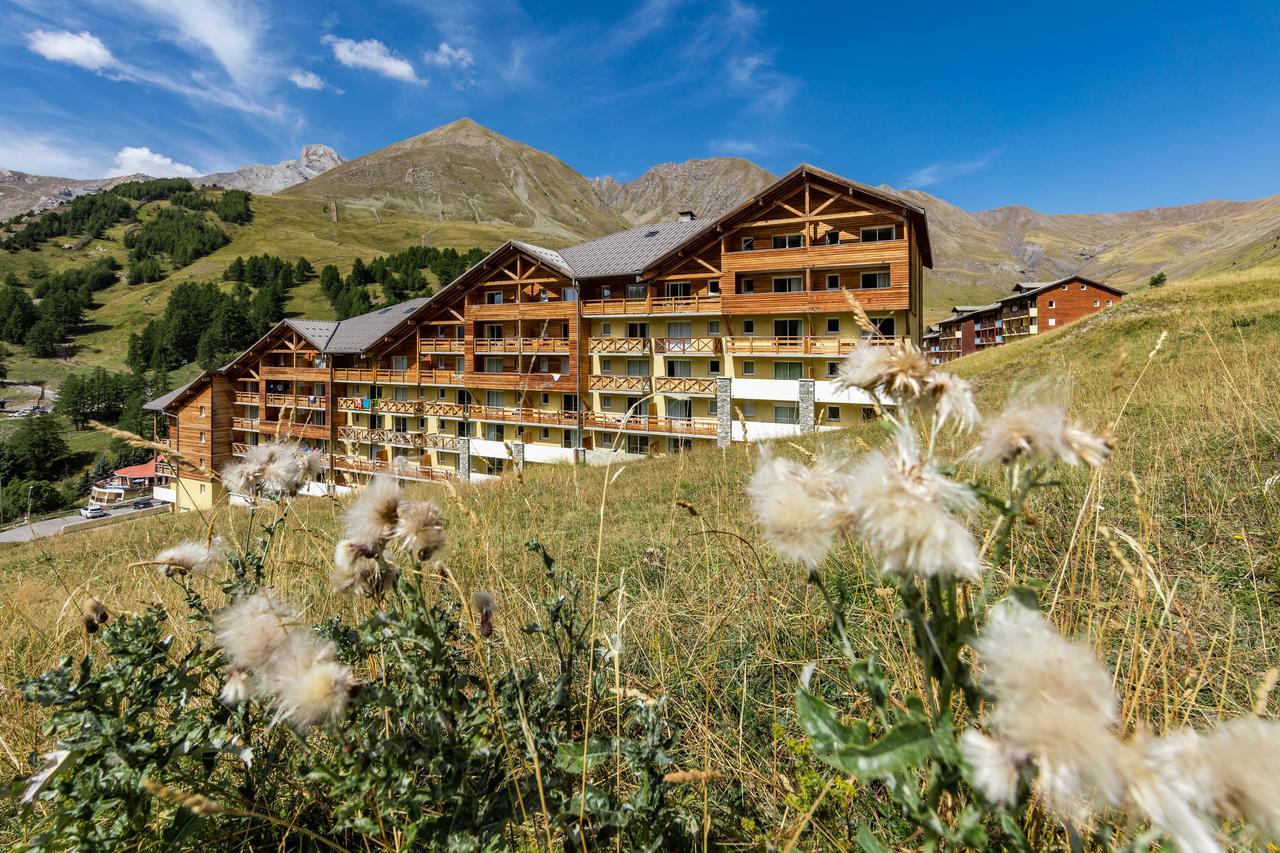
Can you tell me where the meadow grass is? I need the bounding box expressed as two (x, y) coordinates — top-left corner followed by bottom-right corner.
(1, 262), (1277, 846)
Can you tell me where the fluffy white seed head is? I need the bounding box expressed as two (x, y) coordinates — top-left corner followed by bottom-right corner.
(973, 384), (1112, 468)
(922, 372), (981, 432)
(219, 668), (252, 707)
(154, 540), (221, 576)
(960, 729), (1023, 807)
(223, 442), (320, 497)
(331, 539), (399, 598)
(275, 659), (356, 729)
(393, 500), (444, 561)
(748, 448), (848, 568)
(212, 592), (297, 674)
(343, 476), (401, 550)
(834, 342), (932, 403)
(973, 599), (1124, 823)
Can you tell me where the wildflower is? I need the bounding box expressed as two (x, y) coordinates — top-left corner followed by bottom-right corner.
(392, 500), (444, 561)
(223, 442), (320, 497)
(219, 668), (252, 707)
(971, 599), (1125, 824)
(972, 384), (1112, 468)
(922, 372), (980, 432)
(80, 596), (109, 634)
(331, 539), (399, 598)
(275, 658), (357, 728)
(959, 729), (1021, 807)
(343, 476), (401, 549)
(154, 539), (220, 576)
(220, 460), (259, 496)
(836, 429), (981, 580)
(1130, 716), (1280, 850)
(748, 448), (847, 568)
(212, 592), (295, 673)
(471, 590), (496, 637)
(834, 342), (932, 402)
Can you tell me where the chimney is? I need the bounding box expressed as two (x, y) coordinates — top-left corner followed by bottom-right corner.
(678, 209), (696, 221)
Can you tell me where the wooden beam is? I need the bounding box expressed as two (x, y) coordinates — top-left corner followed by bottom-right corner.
(694, 257), (722, 275)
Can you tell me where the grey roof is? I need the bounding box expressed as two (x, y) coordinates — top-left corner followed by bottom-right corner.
(323, 298), (430, 353)
(1004, 276), (1124, 301)
(284, 318), (339, 350)
(939, 303), (1000, 325)
(510, 241), (572, 277)
(143, 375), (205, 412)
(559, 219), (717, 278)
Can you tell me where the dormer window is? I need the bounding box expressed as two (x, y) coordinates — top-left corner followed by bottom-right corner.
(772, 234), (803, 249)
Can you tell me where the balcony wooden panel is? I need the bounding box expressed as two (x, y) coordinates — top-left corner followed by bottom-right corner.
(331, 368), (420, 385)
(232, 417), (259, 431)
(588, 337), (650, 354)
(337, 396), (368, 411)
(653, 337), (721, 354)
(721, 240), (909, 274)
(473, 337), (571, 354)
(337, 426), (460, 451)
(234, 392), (258, 405)
(652, 376), (717, 395)
(231, 443), (249, 456)
(720, 287), (909, 314)
(589, 375), (651, 393)
(584, 412), (717, 437)
(334, 455), (456, 482)
(580, 295), (722, 316)
(259, 366), (329, 381)
(724, 336), (904, 355)
(464, 372), (578, 392)
(419, 338), (466, 353)
(464, 405), (580, 427)
(264, 393), (327, 409)
(467, 300), (576, 320)
(257, 421), (329, 440)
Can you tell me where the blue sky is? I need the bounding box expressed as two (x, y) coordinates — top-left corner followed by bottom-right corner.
(3, 0), (1278, 214)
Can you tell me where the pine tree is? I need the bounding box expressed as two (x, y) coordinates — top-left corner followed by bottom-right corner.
(295, 256), (314, 280)
(224, 256), (246, 281)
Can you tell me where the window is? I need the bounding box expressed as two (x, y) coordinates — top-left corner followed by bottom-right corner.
(1061, 285), (1069, 290)
(484, 323), (503, 339)
(741, 278), (755, 293)
(861, 271), (890, 289)
(708, 320), (721, 335)
(1106, 299), (1114, 307)
(563, 287), (578, 302)
(626, 435), (650, 454)
(392, 355), (409, 371)
(540, 427), (551, 441)
(626, 283), (646, 300)
(826, 318), (840, 334)
(740, 236), (755, 251)
(742, 401), (756, 417)
(601, 395), (614, 410)
(563, 394), (579, 412)
(742, 320), (755, 335)
(742, 361), (756, 376)
(458, 389), (472, 405)
(860, 225), (895, 242)
(438, 388), (447, 400)
(666, 360), (692, 377)
(563, 429), (580, 448)
(540, 392), (550, 406)
(1080, 284), (1087, 290)
(826, 406), (841, 421)
(826, 273), (841, 290)
(485, 291), (504, 304)
(600, 358), (613, 373)
(709, 359), (721, 375)
(666, 281), (691, 298)
(774, 362), (803, 380)
(486, 391), (504, 407)
(1093, 299), (1100, 307)
(708, 280), (720, 295)
(825, 231), (841, 245)
(601, 286), (612, 299)
(601, 322), (612, 336)
(1048, 318), (1057, 327)
(826, 361), (839, 377)
(458, 421), (474, 437)
(393, 416), (409, 432)
(1047, 300), (1056, 308)
(863, 317), (896, 338)
(772, 233), (803, 249)
(200, 484), (207, 494)
(774, 319), (801, 338)
(484, 424), (503, 441)
(773, 276), (802, 293)
(199, 431), (206, 445)
(199, 405), (206, 417)
(484, 357), (503, 373)
(708, 398), (718, 416)
(667, 321), (692, 338)
(394, 386), (409, 401)
(773, 404), (799, 424)
(626, 322), (649, 338)
(626, 360), (651, 376)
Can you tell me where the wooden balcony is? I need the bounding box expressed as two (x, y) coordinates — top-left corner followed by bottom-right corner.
(232, 417), (259, 431)
(721, 288), (909, 314)
(581, 295), (722, 316)
(722, 239), (909, 274)
(336, 426), (460, 451)
(264, 393), (327, 409)
(589, 374), (651, 393)
(464, 405), (580, 427)
(331, 368), (419, 385)
(259, 366), (329, 381)
(234, 392), (258, 405)
(333, 455), (457, 482)
(465, 371), (578, 392)
(419, 338), (466, 353)
(467, 300), (576, 320)
(584, 412), (718, 437)
(725, 336), (903, 355)
(473, 337), (571, 354)
(337, 396), (370, 411)
(588, 337), (650, 354)
(257, 421), (329, 441)
(652, 376), (717, 396)
(653, 337), (721, 354)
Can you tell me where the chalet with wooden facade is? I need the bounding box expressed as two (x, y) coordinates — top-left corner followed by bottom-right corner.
(927, 276), (1122, 364)
(145, 165), (931, 507)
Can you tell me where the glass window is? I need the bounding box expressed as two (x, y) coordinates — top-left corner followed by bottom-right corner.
(825, 231), (841, 245)
(666, 281), (691, 298)
(742, 401), (756, 417)
(773, 404), (799, 424)
(826, 361), (839, 377)
(740, 236), (754, 251)
(601, 395), (614, 410)
(774, 362), (802, 380)
(601, 322), (612, 336)
(563, 394), (579, 412)
(742, 320), (755, 334)
(540, 427), (550, 440)
(666, 360), (692, 377)
(601, 286), (612, 299)
(563, 287), (578, 302)
(484, 357), (503, 373)
(392, 355), (409, 371)
(860, 225), (895, 242)
(484, 323), (503, 339)
(742, 361), (756, 376)
(667, 321), (692, 338)
(772, 234), (803, 249)
(773, 276), (802, 293)
(741, 278), (755, 293)
(1048, 300), (1056, 308)
(827, 405), (841, 421)
(708, 320), (721, 335)
(626, 322), (649, 338)
(626, 435), (650, 454)
(394, 386), (409, 401)
(484, 424), (503, 441)
(485, 291), (504, 304)
(601, 358), (612, 373)
(861, 271), (890, 289)
(826, 274), (840, 290)
(709, 359), (721, 375)
(626, 360), (651, 376)
(625, 283), (646, 300)
(826, 318), (840, 334)
(708, 280), (720, 295)
(774, 319), (801, 337)
(486, 391), (504, 407)
(708, 398), (718, 416)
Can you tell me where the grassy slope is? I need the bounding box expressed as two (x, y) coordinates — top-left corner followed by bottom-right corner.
(1, 261), (1276, 844)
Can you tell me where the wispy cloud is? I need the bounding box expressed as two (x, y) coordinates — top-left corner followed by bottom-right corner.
(288, 70), (326, 90)
(0, 124), (203, 179)
(126, 0), (269, 92)
(423, 42), (474, 69)
(709, 138), (764, 156)
(904, 156), (992, 188)
(324, 35), (420, 83)
(25, 30), (117, 70)
(108, 145), (200, 177)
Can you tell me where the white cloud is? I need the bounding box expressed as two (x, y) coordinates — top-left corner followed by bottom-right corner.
(25, 30), (117, 71)
(708, 139), (764, 156)
(423, 42), (474, 69)
(0, 130), (100, 178)
(108, 146), (200, 178)
(126, 0), (267, 91)
(289, 70), (325, 90)
(324, 35), (420, 83)
(904, 157), (992, 188)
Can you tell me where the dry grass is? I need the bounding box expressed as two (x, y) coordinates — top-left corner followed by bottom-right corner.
(1, 262), (1278, 846)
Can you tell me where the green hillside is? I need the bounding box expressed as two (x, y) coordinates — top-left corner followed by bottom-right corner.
(0, 259), (1274, 847)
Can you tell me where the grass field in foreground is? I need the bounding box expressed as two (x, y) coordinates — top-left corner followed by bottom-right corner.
(1, 261), (1277, 846)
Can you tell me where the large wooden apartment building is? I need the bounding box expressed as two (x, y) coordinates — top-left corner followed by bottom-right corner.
(145, 165), (932, 509)
(924, 276), (1122, 365)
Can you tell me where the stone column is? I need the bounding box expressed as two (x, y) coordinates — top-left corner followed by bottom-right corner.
(574, 447), (587, 465)
(511, 441), (525, 471)
(715, 377), (732, 448)
(456, 437), (471, 482)
(798, 379), (816, 434)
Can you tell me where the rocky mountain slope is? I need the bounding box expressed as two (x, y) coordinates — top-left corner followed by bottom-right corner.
(196, 144), (344, 195)
(591, 157), (775, 225)
(0, 171), (151, 220)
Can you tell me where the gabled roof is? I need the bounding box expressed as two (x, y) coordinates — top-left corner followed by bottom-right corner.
(115, 459), (157, 479)
(560, 219), (716, 278)
(510, 241), (572, 277)
(284, 318), (339, 350)
(324, 298), (429, 353)
(938, 303), (1000, 326)
(1004, 276), (1125, 301)
(143, 374), (209, 412)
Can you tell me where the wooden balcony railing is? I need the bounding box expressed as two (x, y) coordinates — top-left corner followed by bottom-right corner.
(652, 376), (717, 395)
(333, 456), (457, 482)
(473, 338), (571, 354)
(580, 295), (722, 316)
(256, 421), (329, 440)
(331, 368), (419, 385)
(588, 337), (650, 354)
(589, 375), (651, 393)
(653, 337), (721, 354)
(231, 443), (250, 457)
(337, 397), (371, 411)
(259, 366), (329, 381)
(264, 393), (327, 409)
(234, 392), (258, 405)
(232, 417), (259, 431)
(584, 412), (718, 436)
(419, 338), (466, 353)
(336, 427), (460, 451)
(463, 405), (580, 427)
(464, 372), (577, 392)
(726, 335), (908, 355)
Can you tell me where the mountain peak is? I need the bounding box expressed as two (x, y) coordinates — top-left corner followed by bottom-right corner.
(196, 145), (344, 195)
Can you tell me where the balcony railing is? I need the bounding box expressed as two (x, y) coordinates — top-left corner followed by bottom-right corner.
(580, 295), (722, 316)
(652, 376), (717, 395)
(584, 412), (718, 437)
(333, 455), (457, 482)
(231, 442), (250, 456)
(463, 405), (580, 427)
(232, 417), (259, 431)
(588, 337), (651, 354)
(264, 393), (327, 409)
(336, 426), (460, 451)
(589, 374), (651, 393)
(234, 392), (257, 405)
(653, 337), (721, 354)
(256, 421), (329, 440)
(725, 336), (905, 355)
(331, 368), (419, 385)
(419, 338), (466, 353)
(473, 337), (571, 354)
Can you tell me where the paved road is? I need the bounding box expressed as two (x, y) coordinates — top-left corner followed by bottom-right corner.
(0, 503), (158, 544)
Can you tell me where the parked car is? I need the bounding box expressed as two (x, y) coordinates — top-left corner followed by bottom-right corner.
(79, 505), (108, 519)
(132, 497), (154, 509)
